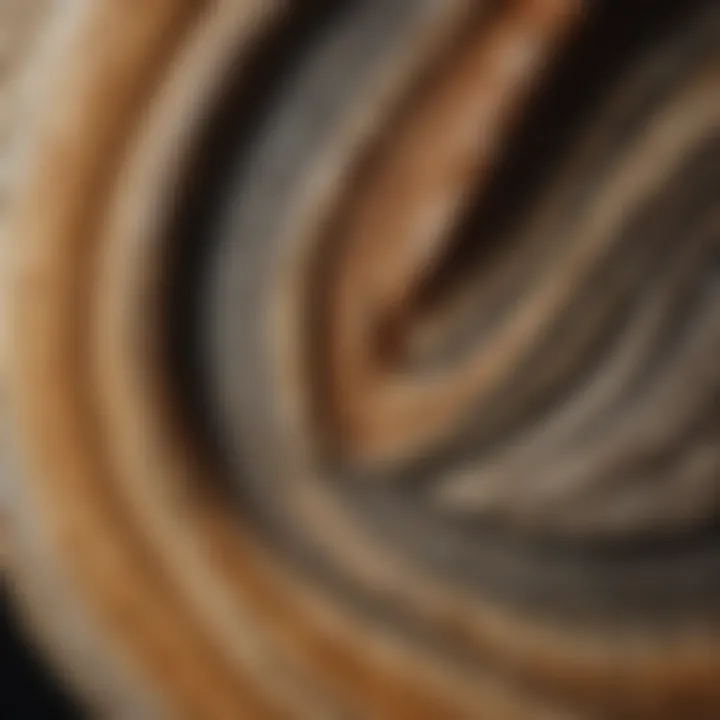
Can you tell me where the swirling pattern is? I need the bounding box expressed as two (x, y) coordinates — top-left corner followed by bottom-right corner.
(1, 0), (719, 717)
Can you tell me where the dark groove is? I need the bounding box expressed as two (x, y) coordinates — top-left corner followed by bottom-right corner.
(164, 0), (352, 486)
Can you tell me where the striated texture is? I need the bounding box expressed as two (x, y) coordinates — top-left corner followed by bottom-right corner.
(1, 0), (719, 717)
(0, 0), (51, 556)
(0, 0), (50, 379)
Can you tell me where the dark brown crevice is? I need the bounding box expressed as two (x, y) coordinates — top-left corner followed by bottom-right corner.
(391, 0), (712, 369)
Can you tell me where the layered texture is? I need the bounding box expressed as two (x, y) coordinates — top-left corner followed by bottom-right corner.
(1, 1), (718, 717)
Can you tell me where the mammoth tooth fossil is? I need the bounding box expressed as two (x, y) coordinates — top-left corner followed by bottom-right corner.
(0, 0), (719, 717)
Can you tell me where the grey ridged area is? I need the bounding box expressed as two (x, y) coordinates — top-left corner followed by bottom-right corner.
(197, 0), (720, 637)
